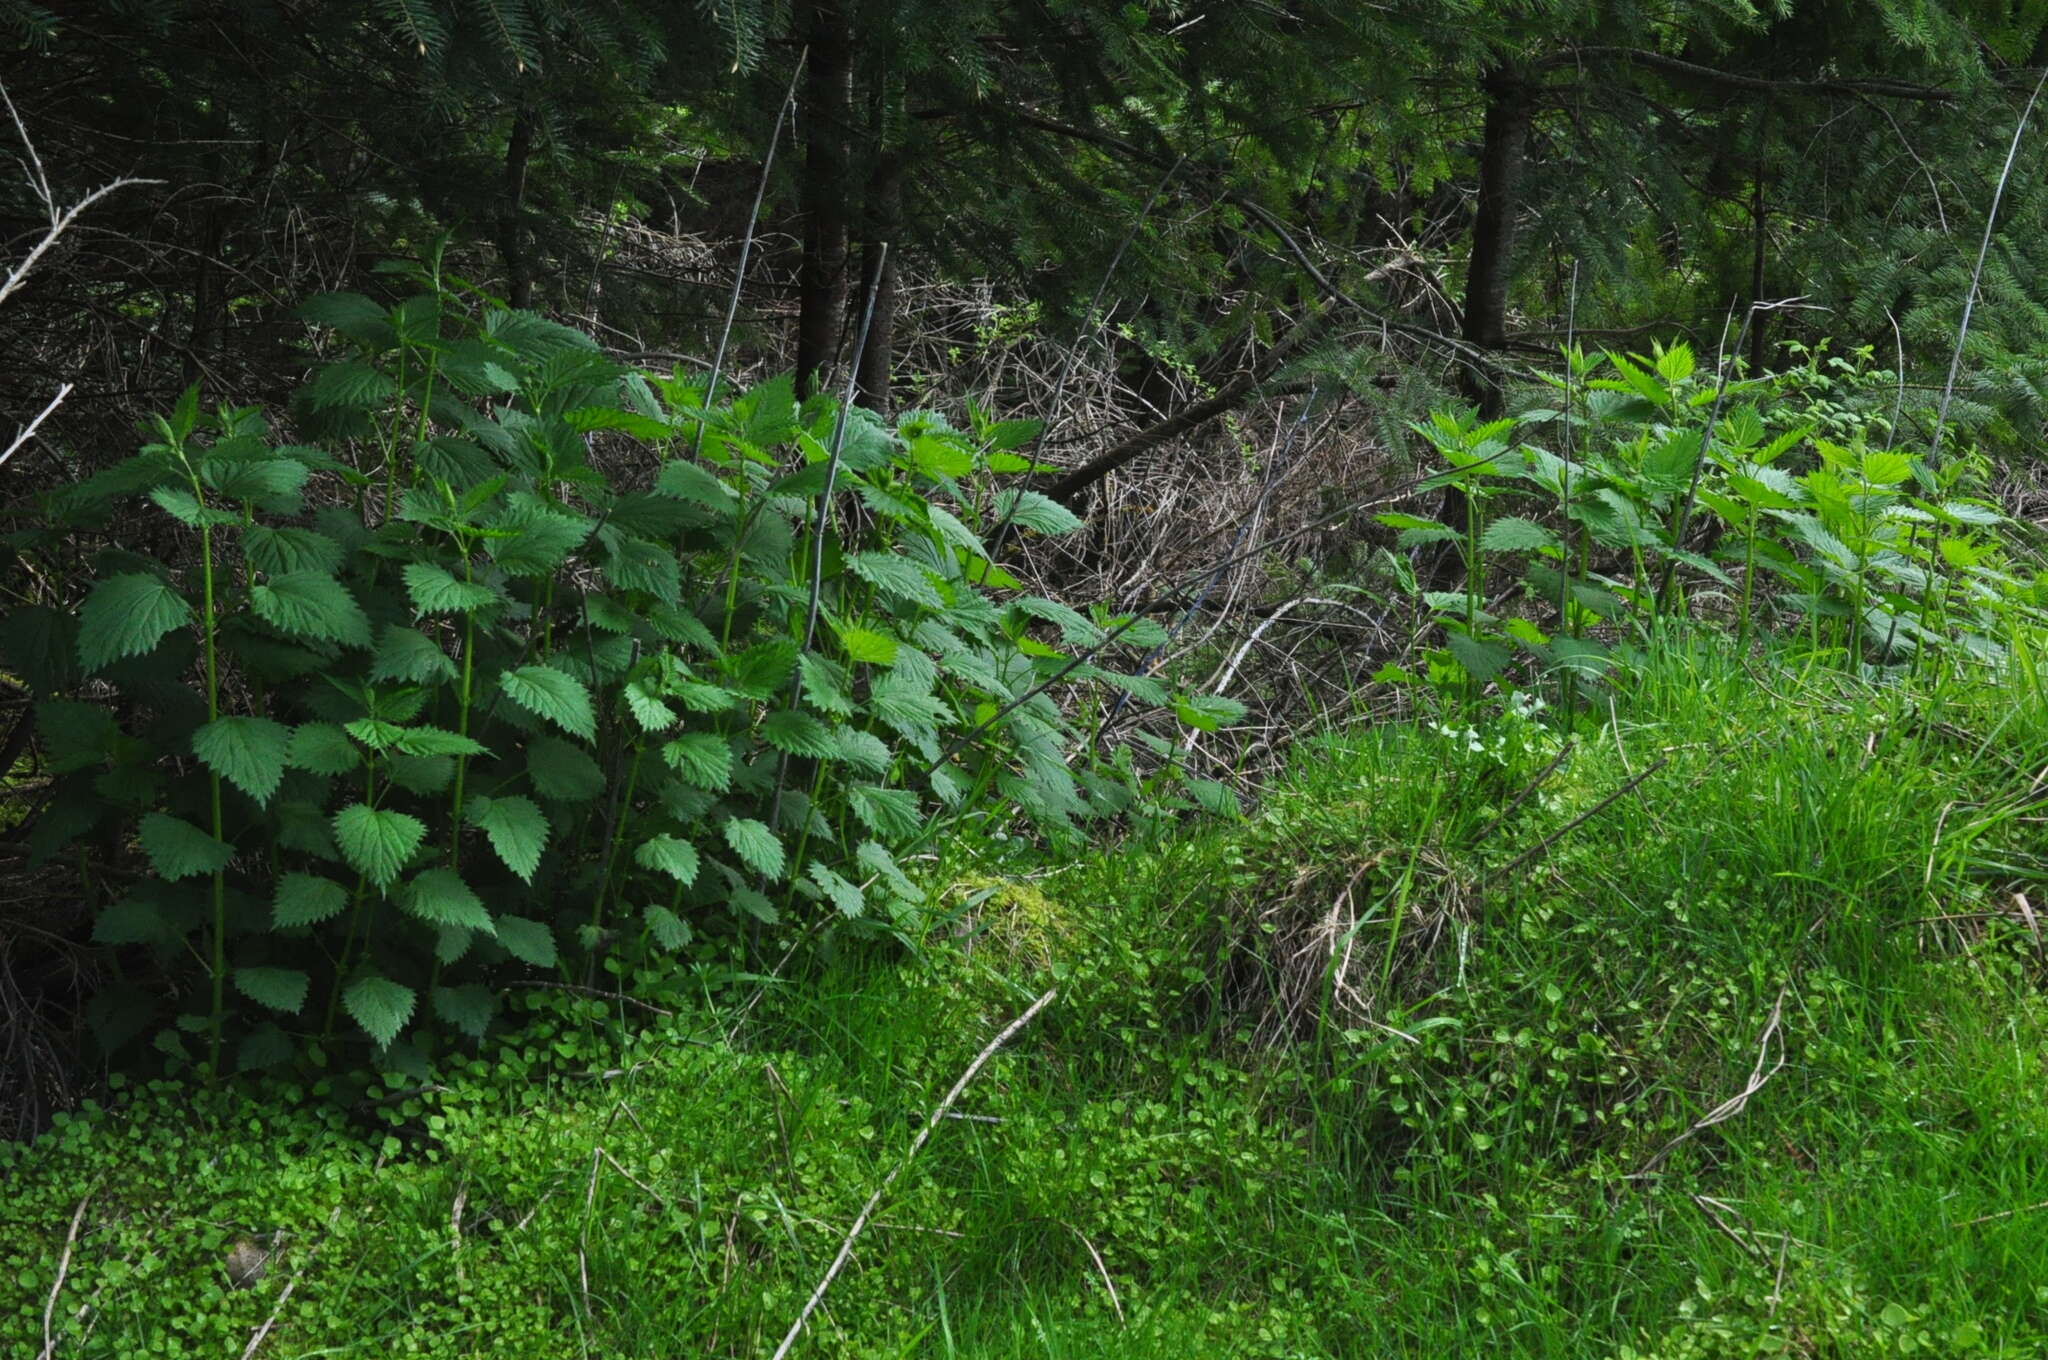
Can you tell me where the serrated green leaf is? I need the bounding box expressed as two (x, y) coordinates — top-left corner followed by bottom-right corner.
(192, 715), (292, 805)
(836, 623), (899, 666)
(494, 915), (557, 967)
(401, 868), (494, 932)
(243, 525), (345, 577)
(655, 459), (738, 508)
(1186, 778), (1243, 818)
(432, 983), (496, 1039)
(371, 626), (459, 684)
(798, 654), (856, 716)
(1446, 631), (1513, 682)
(723, 817), (785, 880)
(644, 905), (692, 951)
(273, 872), (349, 928)
(390, 725), (488, 758)
(1173, 693), (1247, 733)
(662, 732), (734, 791)
(332, 804), (426, 890)
(1479, 516), (1558, 553)
(623, 679), (677, 732)
(848, 784), (924, 840)
(139, 812), (232, 880)
(993, 488), (1084, 535)
(402, 562), (499, 615)
(288, 721), (360, 775)
(499, 665), (596, 740)
(856, 840), (925, 903)
(527, 735), (604, 801)
(78, 573), (192, 672)
(149, 485), (235, 527)
(464, 794), (548, 882)
(807, 861), (865, 918)
(343, 974), (415, 1048)
(845, 552), (946, 609)
(760, 708), (836, 757)
(633, 835), (700, 886)
(250, 571), (371, 647)
(235, 966), (310, 1014)
(206, 457), (307, 502)
(835, 728), (893, 774)
(722, 637), (800, 698)
(35, 699), (118, 773)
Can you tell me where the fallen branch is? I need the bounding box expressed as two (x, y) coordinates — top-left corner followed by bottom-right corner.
(771, 989), (1058, 1359)
(38, 1192), (90, 1360)
(1632, 985), (1789, 1178)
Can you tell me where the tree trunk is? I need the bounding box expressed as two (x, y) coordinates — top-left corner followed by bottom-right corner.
(853, 151), (900, 414)
(497, 106), (536, 310)
(796, 0), (852, 400)
(1430, 65), (1531, 589)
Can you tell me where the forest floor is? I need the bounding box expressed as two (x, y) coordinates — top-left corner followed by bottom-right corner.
(5, 638), (2047, 1357)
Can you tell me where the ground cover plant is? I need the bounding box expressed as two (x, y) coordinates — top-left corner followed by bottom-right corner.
(5, 639), (2046, 1357)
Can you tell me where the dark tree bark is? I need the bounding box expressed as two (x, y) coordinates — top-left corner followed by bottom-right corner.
(853, 149), (901, 414)
(496, 106), (536, 310)
(796, 0), (852, 400)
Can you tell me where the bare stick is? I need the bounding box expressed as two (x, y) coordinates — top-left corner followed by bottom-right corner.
(1633, 985), (1789, 1177)
(1929, 65), (2048, 468)
(2, 381), (69, 469)
(1954, 1198), (2048, 1229)
(694, 48), (808, 456)
(38, 1193), (90, 1360)
(239, 1202), (345, 1360)
(771, 988), (1058, 1359)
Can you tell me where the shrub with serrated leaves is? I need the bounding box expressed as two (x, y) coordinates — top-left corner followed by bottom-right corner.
(4, 270), (1225, 1074)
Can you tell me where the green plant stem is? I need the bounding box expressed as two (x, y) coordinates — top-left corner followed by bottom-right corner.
(191, 467), (228, 1078)
(449, 595), (478, 867)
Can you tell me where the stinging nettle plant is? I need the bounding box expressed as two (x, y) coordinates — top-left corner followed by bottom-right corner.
(6, 263), (1226, 1075)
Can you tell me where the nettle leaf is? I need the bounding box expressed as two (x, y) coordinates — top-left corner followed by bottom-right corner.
(723, 638), (800, 698)
(403, 562), (499, 615)
(207, 457), (308, 502)
(527, 735), (604, 801)
(1174, 693), (1247, 733)
(499, 665), (597, 740)
(288, 721), (361, 776)
(35, 700), (118, 773)
(836, 622), (899, 666)
(244, 525), (345, 577)
(273, 872), (349, 928)
(634, 835), (700, 886)
(148, 486), (235, 527)
(488, 502), (593, 576)
(760, 708), (836, 757)
(493, 915), (557, 967)
(835, 728), (894, 775)
(234, 966), (310, 1014)
(401, 868), (495, 933)
(723, 817), (785, 880)
(807, 861), (865, 918)
(1480, 516), (1558, 553)
(993, 488), (1084, 536)
(432, 984), (496, 1039)
(857, 840), (924, 903)
(465, 794), (549, 882)
(332, 804), (426, 890)
(78, 573), (193, 672)
(391, 726), (488, 758)
(623, 679), (677, 732)
(250, 571), (372, 647)
(644, 905), (693, 951)
(798, 654), (856, 716)
(1186, 779), (1244, 818)
(343, 974), (415, 1048)
(663, 732), (734, 791)
(1446, 631), (1513, 682)
(192, 716), (292, 805)
(139, 812), (233, 881)
(656, 458), (739, 509)
(849, 784), (924, 840)
(371, 626), (459, 685)
(846, 552), (946, 609)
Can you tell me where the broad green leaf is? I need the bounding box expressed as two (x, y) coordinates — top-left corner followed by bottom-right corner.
(527, 735), (604, 801)
(234, 966), (310, 1014)
(391, 726), (489, 758)
(848, 784), (923, 840)
(494, 915), (557, 967)
(433, 983), (496, 1038)
(798, 653), (856, 716)
(992, 488), (1084, 536)
(846, 552), (946, 609)
(836, 623), (899, 666)
(139, 812), (233, 880)
(288, 721), (360, 775)
(35, 700), (118, 773)
(655, 458), (738, 508)
(332, 804), (426, 890)
(206, 457), (307, 502)
(723, 817), (785, 880)
(644, 905), (692, 951)
(634, 835), (700, 886)
(722, 637), (800, 697)
(856, 840), (925, 903)
(78, 573), (192, 672)
(250, 571), (372, 647)
(498, 665), (596, 740)
(760, 708), (836, 757)
(807, 861), (865, 918)
(1173, 693), (1248, 733)
(465, 794), (549, 882)
(835, 728), (894, 774)
(343, 974), (415, 1048)
(243, 525), (345, 577)
(371, 626), (459, 684)
(1446, 631), (1513, 682)
(401, 868), (495, 933)
(1186, 779), (1244, 818)
(662, 731), (734, 791)
(402, 562), (499, 615)
(1479, 517), (1558, 554)
(148, 486), (234, 527)
(192, 715), (292, 805)
(273, 872), (349, 928)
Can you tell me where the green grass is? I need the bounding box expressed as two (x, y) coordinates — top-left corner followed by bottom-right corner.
(5, 639), (2048, 1357)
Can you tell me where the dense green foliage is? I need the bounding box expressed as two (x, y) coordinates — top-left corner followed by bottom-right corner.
(6, 642), (2046, 1356)
(5, 270), (1226, 1074)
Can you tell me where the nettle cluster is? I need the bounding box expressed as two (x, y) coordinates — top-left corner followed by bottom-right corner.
(8, 273), (1223, 1073)
(1382, 342), (2044, 694)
